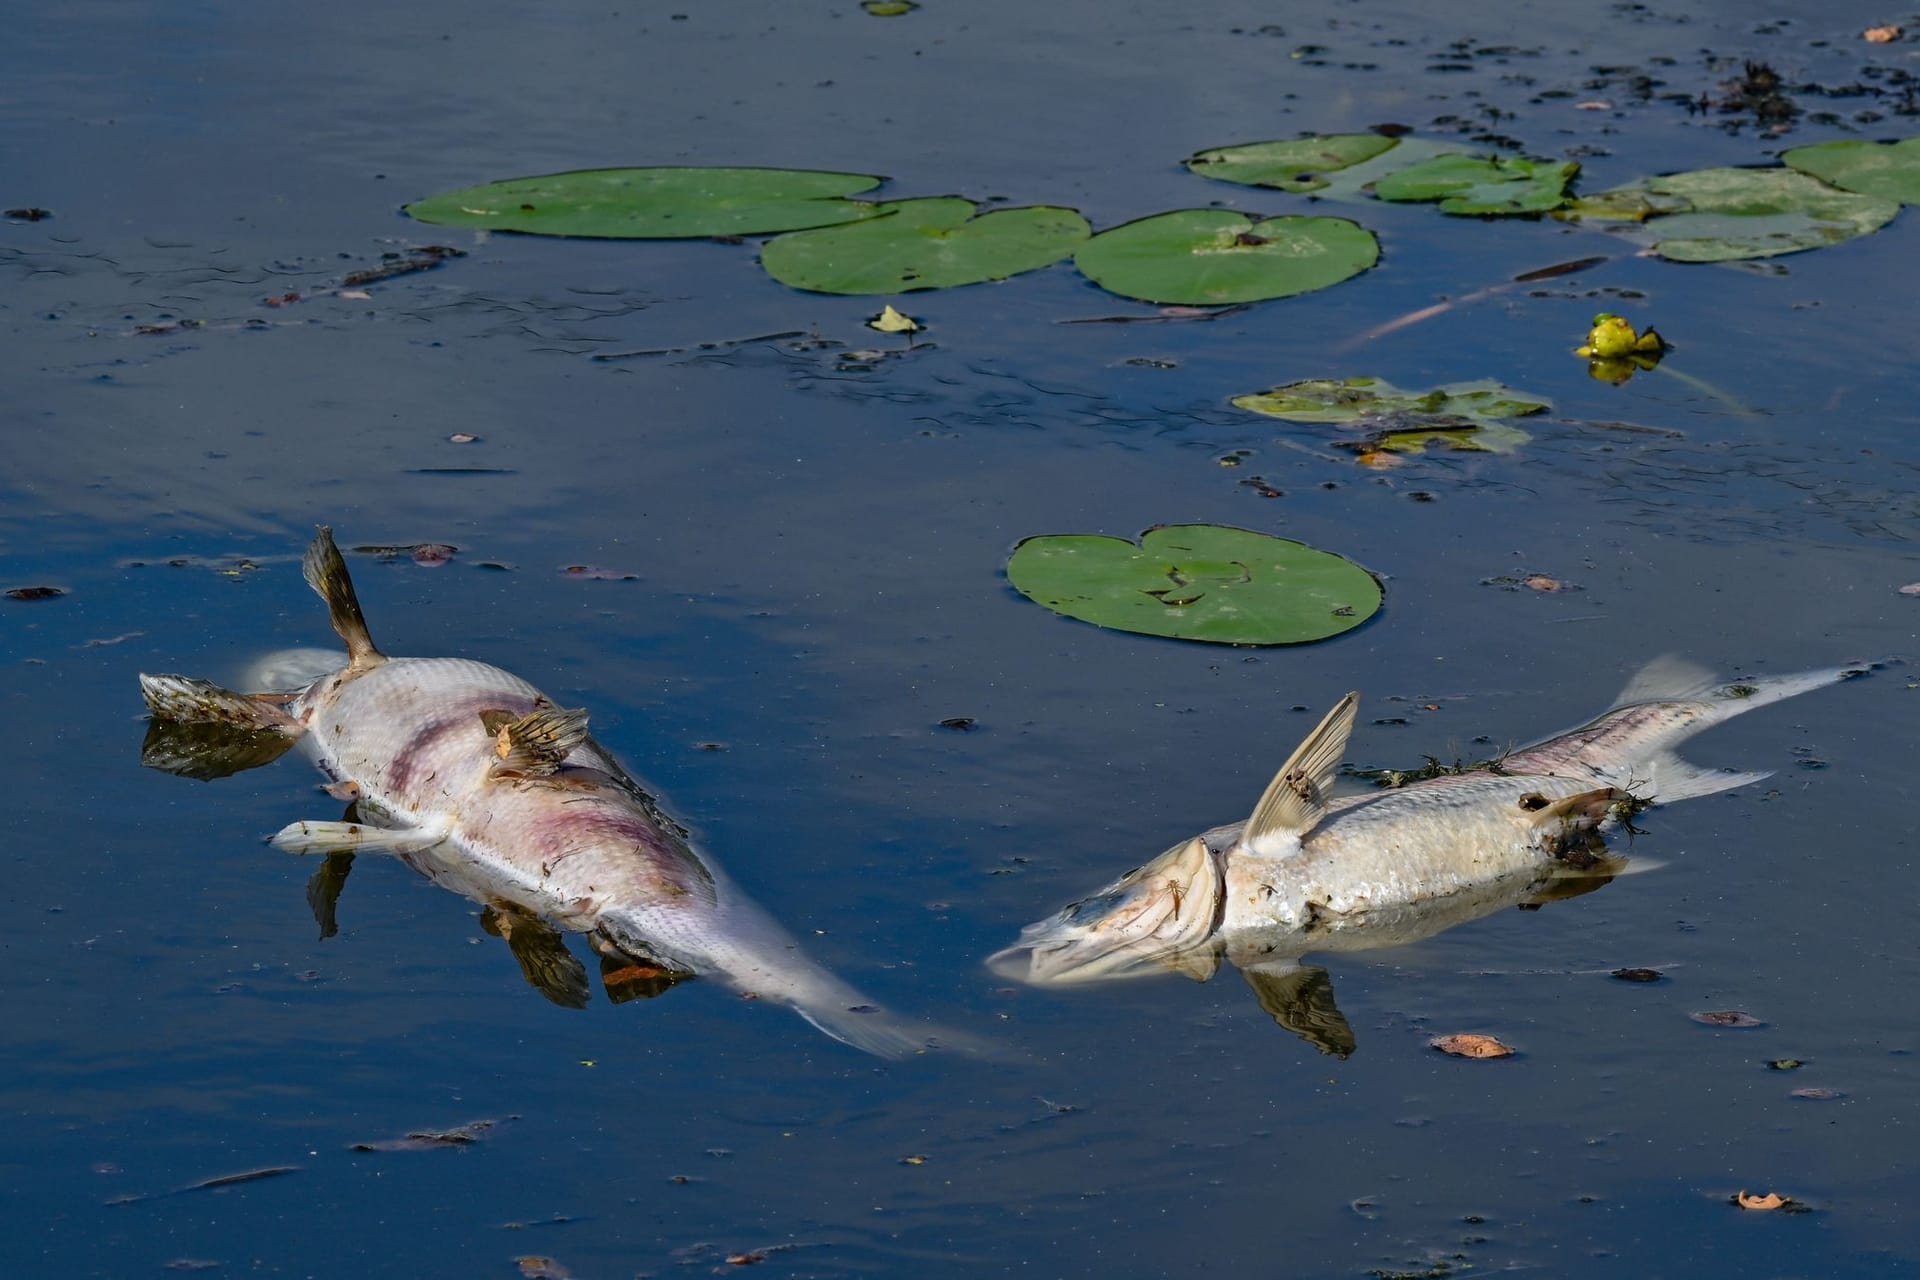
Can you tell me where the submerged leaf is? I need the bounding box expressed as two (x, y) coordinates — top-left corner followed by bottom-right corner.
(1233, 376), (1550, 426)
(404, 167), (885, 239)
(1572, 167), (1899, 261)
(1183, 134), (1400, 192)
(1691, 1009), (1764, 1027)
(1074, 211), (1378, 305)
(1006, 523), (1381, 645)
(1373, 152), (1579, 215)
(1782, 136), (1920, 204)
(762, 198), (1088, 294)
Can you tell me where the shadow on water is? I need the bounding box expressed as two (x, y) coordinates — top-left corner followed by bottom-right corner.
(5, 0), (1920, 1276)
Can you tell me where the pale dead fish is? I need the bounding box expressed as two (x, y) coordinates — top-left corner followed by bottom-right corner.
(139, 527), (945, 1058)
(989, 657), (1874, 1053)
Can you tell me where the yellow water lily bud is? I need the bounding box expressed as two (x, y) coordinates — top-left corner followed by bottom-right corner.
(1582, 312), (1639, 359)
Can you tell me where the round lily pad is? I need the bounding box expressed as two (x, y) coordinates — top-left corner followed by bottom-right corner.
(1006, 524), (1382, 645)
(403, 167), (885, 239)
(1372, 153), (1579, 215)
(1184, 134), (1400, 193)
(759, 198), (1089, 294)
(1782, 137), (1920, 205)
(1575, 167), (1899, 261)
(1074, 211), (1378, 306)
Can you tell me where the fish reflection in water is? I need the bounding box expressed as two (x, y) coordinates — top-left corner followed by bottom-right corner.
(139, 527), (951, 1058)
(992, 657), (1874, 1056)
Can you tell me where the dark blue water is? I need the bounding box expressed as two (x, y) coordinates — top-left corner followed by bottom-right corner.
(6, 2), (1920, 1275)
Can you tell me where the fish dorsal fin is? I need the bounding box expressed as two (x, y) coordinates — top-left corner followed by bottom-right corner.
(483, 706), (590, 776)
(1242, 691), (1359, 856)
(302, 526), (385, 672)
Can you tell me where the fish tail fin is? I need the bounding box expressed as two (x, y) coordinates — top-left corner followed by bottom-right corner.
(1508, 657), (1875, 798)
(302, 526), (385, 670)
(1631, 750), (1771, 804)
(783, 979), (1012, 1061)
(1611, 655), (1867, 720)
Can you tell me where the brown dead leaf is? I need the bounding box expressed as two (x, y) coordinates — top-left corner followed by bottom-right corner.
(1431, 1033), (1515, 1058)
(6, 585), (66, 601)
(516, 1257), (574, 1279)
(1790, 1087), (1845, 1101)
(1354, 448), (1403, 469)
(1690, 1010), (1764, 1028)
(726, 1251), (769, 1266)
(561, 564), (639, 581)
(1521, 574), (1563, 592)
(1736, 1191), (1786, 1210)
(1864, 24), (1902, 42)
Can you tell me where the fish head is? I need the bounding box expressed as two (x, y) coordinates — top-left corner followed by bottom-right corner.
(987, 835), (1225, 985)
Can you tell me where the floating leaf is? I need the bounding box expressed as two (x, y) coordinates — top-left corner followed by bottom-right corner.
(1373, 153), (1579, 215)
(1572, 167), (1899, 261)
(1006, 524), (1381, 646)
(1611, 967), (1663, 982)
(1691, 1009), (1764, 1027)
(1790, 1087), (1845, 1101)
(1431, 1033), (1516, 1058)
(1074, 211), (1377, 305)
(761, 198), (1088, 294)
(1782, 136), (1920, 204)
(867, 304), (921, 333)
(1735, 1192), (1788, 1211)
(404, 167), (884, 239)
(1183, 134), (1400, 192)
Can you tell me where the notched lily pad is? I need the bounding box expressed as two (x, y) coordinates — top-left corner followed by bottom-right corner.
(1782, 136), (1920, 204)
(1570, 167), (1899, 261)
(1373, 152), (1579, 215)
(1184, 134), (1400, 192)
(1074, 211), (1378, 305)
(1233, 376), (1548, 456)
(404, 167), (885, 239)
(1006, 523), (1382, 645)
(761, 197), (1088, 294)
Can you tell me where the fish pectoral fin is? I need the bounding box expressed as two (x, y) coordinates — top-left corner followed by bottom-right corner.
(1530, 785), (1628, 832)
(302, 526), (385, 672)
(270, 819), (445, 857)
(481, 904), (591, 1009)
(1242, 691), (1360, 856)
(483, 706), (590, 777)
(1240, 962), (1356, 1059)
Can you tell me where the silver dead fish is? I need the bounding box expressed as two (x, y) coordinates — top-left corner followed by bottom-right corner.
(990, 657), (1871, 1053)
(140, 527), (938, 1058)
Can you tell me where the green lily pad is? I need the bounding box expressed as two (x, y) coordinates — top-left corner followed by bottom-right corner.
(404, 167), (884, 239)
(1372, 153), (1579, 215)
(1782, 137), (1920, 204)
(1183, 134), (1400, 193)
(1233, 376), (1550, 426)
(759, 198), (1089, 294)
(1074, 211), (1378, 305)
(1574, 167), (1899, 261)
(1007, 524), (1381, 645)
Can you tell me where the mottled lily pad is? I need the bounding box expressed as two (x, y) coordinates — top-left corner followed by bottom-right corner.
(760, 198), (1089, 294)
(1006, 524), (1382, 645)
(1235, 377), (1547, 458)
(1372, 153), (1579, 215)
(1782, 136), (1920, 204)
(1074, 211), (1378, 305)
(404, 167), (885, 239)
(1184, 134), (1400, 193)
(1571, 167), (1899, 261)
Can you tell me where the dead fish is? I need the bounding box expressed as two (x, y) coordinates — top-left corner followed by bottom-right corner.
(140, 527), (939, 1058)
(989, 658), (1871, 1046)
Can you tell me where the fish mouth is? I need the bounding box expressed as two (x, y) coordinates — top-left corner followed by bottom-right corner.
(987, 835), (1226, 985)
